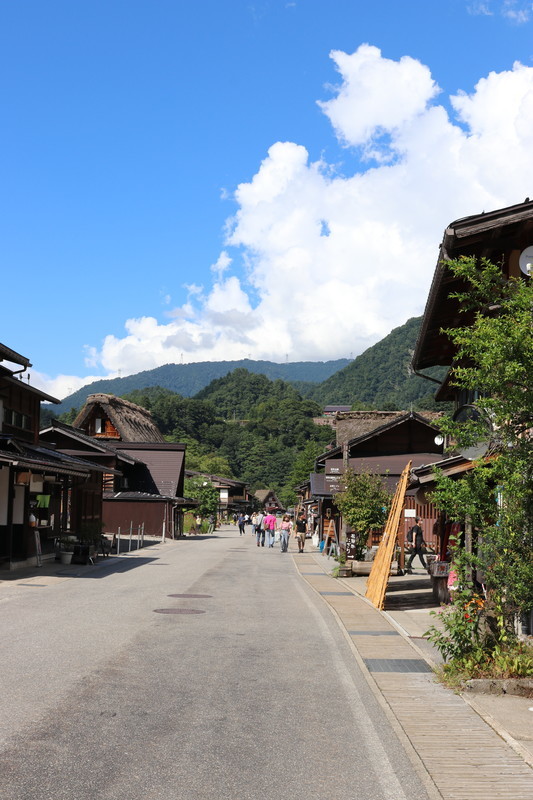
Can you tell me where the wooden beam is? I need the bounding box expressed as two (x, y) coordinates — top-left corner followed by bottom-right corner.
(365, 461), (411, 610)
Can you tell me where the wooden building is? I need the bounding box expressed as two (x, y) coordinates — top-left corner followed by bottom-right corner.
(254, 488), (284, 514)
(65, 394), (196, 538)
(303, 411), (445, 554)
(0, 344), (108, 568)
(409, 198), (533, 603)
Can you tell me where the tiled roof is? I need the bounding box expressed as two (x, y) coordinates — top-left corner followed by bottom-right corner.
(103, 491), (197, 506)
(0, 437), (98, 477)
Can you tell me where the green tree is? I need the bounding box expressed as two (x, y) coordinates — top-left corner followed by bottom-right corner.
(280, 441), (326, 507)
(334, 470), (390, 559)
(184, 477), (219, 518)
(427, 256), (533, 662)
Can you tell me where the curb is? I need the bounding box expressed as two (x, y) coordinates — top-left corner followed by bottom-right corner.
(294, 556), (444, 800)
(321, 562), (533, 773)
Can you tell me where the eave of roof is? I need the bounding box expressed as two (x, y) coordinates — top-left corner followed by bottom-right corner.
(39, 421), (139, 464)
(185, 469), (247, 488)
(412, 198), (533, 372)
(0, 343), (31, 368)
(103, 491), (198, 506)
(0, 443), (92, 477)
(0, 373), (60, 404)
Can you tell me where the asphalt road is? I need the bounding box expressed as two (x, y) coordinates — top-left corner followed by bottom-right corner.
(0, 526), (432, 800)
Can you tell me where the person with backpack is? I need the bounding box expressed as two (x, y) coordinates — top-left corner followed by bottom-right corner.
(255, 511), (265, 546)
(406, 517), (427, 573)
(263, 512), (277, 547)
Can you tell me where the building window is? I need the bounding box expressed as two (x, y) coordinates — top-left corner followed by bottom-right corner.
(3, 408), (32, 431)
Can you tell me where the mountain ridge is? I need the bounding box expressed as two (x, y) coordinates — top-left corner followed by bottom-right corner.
(51, 358), (351, 415)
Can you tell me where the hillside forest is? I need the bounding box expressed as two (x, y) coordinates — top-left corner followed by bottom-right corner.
(57, 371), (333, 507)
(49, 316), (446, 505)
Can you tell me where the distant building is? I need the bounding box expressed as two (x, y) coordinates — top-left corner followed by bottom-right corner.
(61, 393), (195, 538)
(313, 404), (353, 428)
(185, 470), (250, 518)
(323, 405), (351, 416)
(254, 489), (284, 514)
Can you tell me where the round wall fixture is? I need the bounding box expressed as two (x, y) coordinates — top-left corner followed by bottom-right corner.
(519, 246), (533, 276)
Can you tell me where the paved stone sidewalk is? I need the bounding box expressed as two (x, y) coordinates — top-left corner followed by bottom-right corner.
(293, 552), (533, 800)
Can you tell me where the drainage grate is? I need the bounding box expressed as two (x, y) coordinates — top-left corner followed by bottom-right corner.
(154, 608), (206, 615)
(364, 658), (432, 673)
(348, 630), (400, 637)
(167, 594), (212, 599)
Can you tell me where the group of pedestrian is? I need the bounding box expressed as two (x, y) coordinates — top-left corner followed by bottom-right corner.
(236, 510), (308, 553)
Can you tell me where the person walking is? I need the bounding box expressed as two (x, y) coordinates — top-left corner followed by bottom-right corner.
(255, 511), (265, 546)
(295, 512), (307, 553)
(263, 513), (277, 547)
(251, 512), (258, 539)
(406, 517), (427, 572)
(279, 515), (292, 552)
(237, 513), (246, 536)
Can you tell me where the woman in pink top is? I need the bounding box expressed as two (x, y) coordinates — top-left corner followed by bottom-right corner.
(263, 513), (277, 547)
(279, 515), (292, 552)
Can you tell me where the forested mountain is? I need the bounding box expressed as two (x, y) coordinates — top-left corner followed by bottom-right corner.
(51, 358), (350, 416)
(49, 316), (448, 501)
(51, 317), (444, 417)
(306, 317), (444, 409)
(99, 378), (333, 503)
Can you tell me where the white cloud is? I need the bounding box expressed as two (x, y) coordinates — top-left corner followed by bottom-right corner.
(317, 45), (439, 156)
(210, 250), (232, 281)
(40, 46), (533, 398)
(501, 0), (531, 22)
(468, 0), (532, 21)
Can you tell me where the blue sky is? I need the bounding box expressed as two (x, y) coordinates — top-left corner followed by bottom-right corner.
(2, 1), (533, 398)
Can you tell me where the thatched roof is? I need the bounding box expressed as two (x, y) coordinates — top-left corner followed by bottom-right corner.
(334, 411), (407, 446)
(335, 410), (440, 447)
(73, 394), (165, 443)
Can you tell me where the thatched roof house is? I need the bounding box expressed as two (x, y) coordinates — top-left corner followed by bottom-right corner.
(73, 394), (165, 443)
(334, 410), (441, 447)
(254, 489), (284, 513)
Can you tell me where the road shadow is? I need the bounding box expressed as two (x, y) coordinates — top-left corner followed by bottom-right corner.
(383, 574), (440, 611)
(56, 555), (161, 579)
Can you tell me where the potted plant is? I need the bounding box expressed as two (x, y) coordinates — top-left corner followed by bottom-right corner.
(57, 535), (76, 565)
(73, 520), (104, 564)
